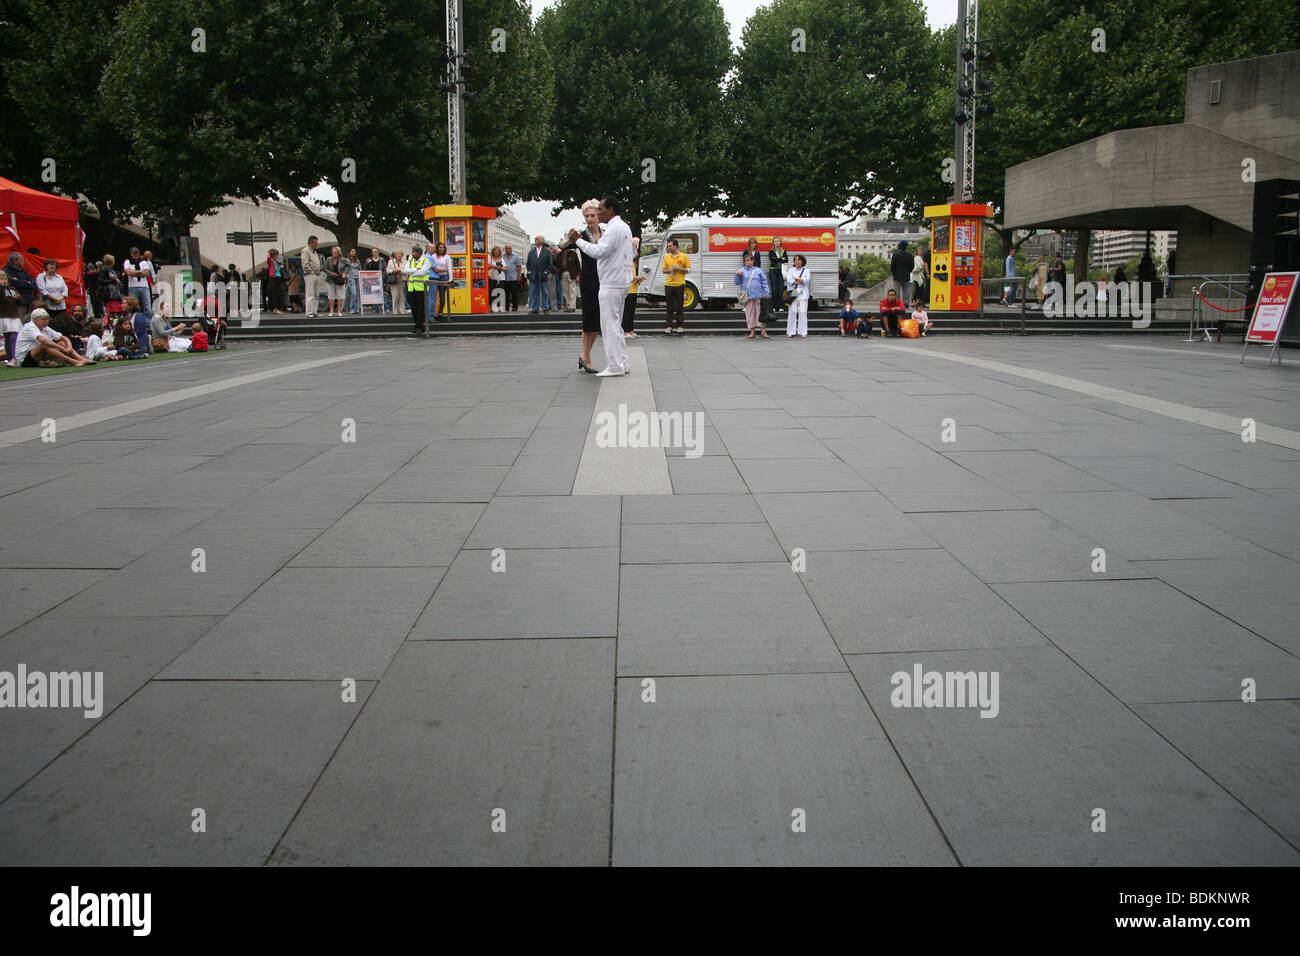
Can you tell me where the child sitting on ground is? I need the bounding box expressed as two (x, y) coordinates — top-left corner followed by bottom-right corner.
(188, 322), (209, 352)
(838, 299), (859, 337)
(855, 312), (877, 338)
(84, 321), (121, 360)
(911, 298), (933, 336)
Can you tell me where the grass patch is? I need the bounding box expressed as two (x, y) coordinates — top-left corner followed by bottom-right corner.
(0, 347), (233, 383)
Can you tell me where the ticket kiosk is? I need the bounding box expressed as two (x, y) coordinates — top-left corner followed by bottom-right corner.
(924, 203), (993, 312)
(423, 204), (496, 314)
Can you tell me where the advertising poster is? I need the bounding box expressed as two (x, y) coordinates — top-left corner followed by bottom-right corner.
(1245, 272), (1297, 343)
(359, 270), (384, 306)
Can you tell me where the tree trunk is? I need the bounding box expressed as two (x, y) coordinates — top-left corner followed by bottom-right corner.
(1073, 228), (1091, 282)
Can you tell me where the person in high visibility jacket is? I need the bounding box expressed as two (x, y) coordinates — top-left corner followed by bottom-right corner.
(404, 243), (432, 334)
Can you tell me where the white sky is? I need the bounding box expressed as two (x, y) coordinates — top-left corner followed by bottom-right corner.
(509, 0), (957, 239)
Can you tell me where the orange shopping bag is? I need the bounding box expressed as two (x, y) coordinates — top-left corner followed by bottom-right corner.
(899, 317), (920, 338)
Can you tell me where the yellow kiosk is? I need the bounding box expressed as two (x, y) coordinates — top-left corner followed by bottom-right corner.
(423, 204), (497, 314)
(924, 202), (993, 311)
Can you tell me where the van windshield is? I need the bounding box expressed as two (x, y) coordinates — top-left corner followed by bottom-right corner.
(640, 239), (662, 259)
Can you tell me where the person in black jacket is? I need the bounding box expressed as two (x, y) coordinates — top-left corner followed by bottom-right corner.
(767, 237), (788, 314)
(891, 241), (914, 305)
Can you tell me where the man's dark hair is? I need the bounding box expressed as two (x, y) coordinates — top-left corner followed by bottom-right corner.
(308, 235), (318, 243)
(602, 195), (620, 216)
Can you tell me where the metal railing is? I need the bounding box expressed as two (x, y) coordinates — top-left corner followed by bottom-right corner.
(1183, 274), (1249, 342)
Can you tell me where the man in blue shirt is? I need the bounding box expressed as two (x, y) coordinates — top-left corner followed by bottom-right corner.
(501, 244), (523, 312)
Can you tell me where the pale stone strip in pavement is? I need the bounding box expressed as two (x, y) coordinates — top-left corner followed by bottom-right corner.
(572, 345), (672, 494)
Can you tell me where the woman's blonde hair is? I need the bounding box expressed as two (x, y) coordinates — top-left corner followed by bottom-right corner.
(581, 199), (600, 214)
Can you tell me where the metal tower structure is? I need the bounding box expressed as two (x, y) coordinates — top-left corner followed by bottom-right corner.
(953, 0), (979, 202)
(446, 0), (467, 204)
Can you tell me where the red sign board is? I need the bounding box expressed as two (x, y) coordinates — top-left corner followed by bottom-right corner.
(1245, 272), (1297, 344)
(707, 227), (836, 254)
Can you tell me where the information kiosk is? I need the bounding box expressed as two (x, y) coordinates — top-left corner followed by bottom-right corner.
(423, 204), (497, 315)
(925, 202), (993, 312)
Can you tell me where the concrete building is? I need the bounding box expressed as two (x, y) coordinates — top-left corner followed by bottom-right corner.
(838, 219), (928, 260)
(1003, 50), (1300, 284)
(1093, 230), (1178, 271)
(491, 208), (529, 253)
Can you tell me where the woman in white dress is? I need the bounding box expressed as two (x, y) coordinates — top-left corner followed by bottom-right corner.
(786, 254), (811, 337)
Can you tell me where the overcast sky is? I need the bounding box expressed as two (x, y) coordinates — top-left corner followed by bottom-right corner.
(509, 0), (958, 239)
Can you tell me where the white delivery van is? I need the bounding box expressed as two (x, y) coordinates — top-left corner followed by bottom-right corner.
(637, 217), (840, 310)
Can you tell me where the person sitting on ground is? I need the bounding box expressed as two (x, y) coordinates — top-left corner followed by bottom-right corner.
(837, 299), (859, 337)
(187, 322), (209, 352)
(150, 300), (187, 342)
(878, 289), (907, 337)
(48, 304), (88, 354)
(911, 297), (933, 336)
(856, 312), (878, 338)
(112, 314), (147, 359)
(84, 320), (121, 361)
(14, 308), (94, 368)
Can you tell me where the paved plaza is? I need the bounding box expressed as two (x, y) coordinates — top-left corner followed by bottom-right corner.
(0, 334), (1297, 866)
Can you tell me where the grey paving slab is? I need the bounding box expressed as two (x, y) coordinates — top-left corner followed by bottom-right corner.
(1063, 455), (1252, 498)
(270, 639), (613, 866)
(911, 510), (1147, 583)
(410, 548), (618, 640)
(407, 438), (525, 466)
(847, 647), (1298, 865)
(0, 508), (213, 570)
(1162, 494), (1300, 560)
(897, 423), (1026, 451)
(734, 457), (873, 492)
(612, 673), (955, 866)
(944, 450), (1120, 493)
(290, 503), (483, 567)
(617, 563), (844, 675)
(667, 455), (748, 493)
(621, 493), (763, 524)
(802, 549), (1047, 654)
(0, 680), (373, 865)
(519, 424), (589, 457)
(1135, 556), (1300, 655)
(447, 402), (546, 438)
(364, 464), (509, 503)
(715, 428), (831, 459)
(621, 522), (785, 564)
(159, 567), (440, 680)
(706, 408), (802, 430)
(495, 454), (581, 496)
(0, 569), (110, 636)
(697, 393), (781, 410)
(0, 615), (219, 800)
(182, 441), (331, 475)
(465, 496), (619, 549)
(1020, 490), (1273, 560)
(755, 492), (937, 553)
(1132, 700), (1300, 847)
(992, 579), (1300, 702)
(870, 467), (1033, 513)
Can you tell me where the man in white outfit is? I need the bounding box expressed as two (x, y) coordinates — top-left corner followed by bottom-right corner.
(301, 236), (323, 317)
(570, 195), (634, 377)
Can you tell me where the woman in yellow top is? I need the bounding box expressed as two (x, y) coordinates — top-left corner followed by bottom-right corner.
(622, 236), (643, 338)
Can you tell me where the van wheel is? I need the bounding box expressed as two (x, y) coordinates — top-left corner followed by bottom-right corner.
(683, 282), (702, 310)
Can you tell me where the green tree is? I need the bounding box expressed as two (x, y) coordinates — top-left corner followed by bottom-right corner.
(975, 0), (1300, 278)
(853, 253), (892, 286)
(723, 0), (946, 221)
(536, 0), (732, 232)
(105, 0), (552, 253)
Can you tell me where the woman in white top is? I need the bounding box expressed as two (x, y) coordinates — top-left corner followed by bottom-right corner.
(37, 259), (70, 315)
(786, 255), (811, 337)
(386, 248), (408, 314)
(488, 245), (506, 311)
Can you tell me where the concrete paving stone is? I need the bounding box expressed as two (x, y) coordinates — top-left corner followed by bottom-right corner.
(519, 424), (589, 458)
(447, 403), (546, 438)
(869, 467), (1033, 513)
(182, 441), (331, 475)
(621, 493), (763, 524)
(1134, 556), (1300, 655)
(668, 456), (749, 494)
(755, 491), (937, 553)
(1064, 455), (1255, 498)
(803, 549), (1047, 654)
(0, 615), (219, 801)
(0, 507), (214, 570)
(998, 428), (1164, 459)
(716, 428), (831, 460)
(846, 647), (1297, 865)
(991, 579), (1300, 702)
(621, 522), (785, 564)
(617, 563), (843, 675)
(706, 408), (803, 430)
(1171, 453), (1300, 490)
(269, 639), (613, 866)
(1131, 700), (1300, 847)
(661, 423), (727, 457)
(734, 457), (873, 493)
(410, 548), (617, 640)
(944, 450), (1121, 493)
(365, 464), (509, 503)
(2, 438), (159, 465)
(611, 673), (955, 866)
(939, 409), (1069, 434)
(897, 423), (1027, 451)
(94, 415), (220, 440)
(407, 437), (524, 466)
(0, 569), (111, 637)
(537, 405), (596, 428)
(697, 394), (780, 410)
(0, 680), (374, 866)
(466, 495), (619, 549)
(798, 417), (893, 440)
(159, 567), (441, 680)
(0, 462), (86, 496)
(1160, 487), (1300, 561)
(1020, 491), (1273, 561)
(291, 503), (483, 567)
(911, 510), (1146, 583)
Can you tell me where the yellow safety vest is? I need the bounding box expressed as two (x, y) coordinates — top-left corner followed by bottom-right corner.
(407, 254), (430, 293)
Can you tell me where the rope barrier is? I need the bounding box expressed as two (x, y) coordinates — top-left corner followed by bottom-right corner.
(1194, 291), (1251, 313)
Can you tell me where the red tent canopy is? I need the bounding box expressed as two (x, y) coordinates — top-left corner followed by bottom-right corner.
(0, 176), (84, 307)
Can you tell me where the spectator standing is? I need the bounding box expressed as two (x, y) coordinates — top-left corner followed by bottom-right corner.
(301, 236), (323, 317)
(557, 246), (580, 313)
(37, 259), (70, 317)
(1035, 256), (1049, 304)
(661, 237), (691, 334)
(404, 243), (431, 333)
(502, 244), (523, 312)
(734, 253), (770, 338)
(286, 262), (303, 311)
(124, 247), (153, 316)
(325, 246), (346, 316)
(1002, 246), (1017, 306)
(363, 249), (383, 313)
(387, 248), (408, 315)
(786, 255), (811, 338)
(487, 246), (506, 310)
(622, 236), (642, 338)
(526, 236), (553, 313)
(344, 248), (361, 314)
(551, 244), (565, 310)
(1, 266), (26, 366)
(266, 249), (286, 314)
(767, 237), (788, 315)
(97, 254), (124, 318)
(911, 248), (927, 306)
(891, 240), (914, 306)
(1049, 255), (1067, 291)
(430, 242), (453, 321)
(1137, 252), (1157, 303)
(83, 259), (103, 318)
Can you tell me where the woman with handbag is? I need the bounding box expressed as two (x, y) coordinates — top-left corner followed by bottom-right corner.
(325, 246), (346, 316)
(430, 242), (453, 321)
(786, 255), (811, 338)
(387, 248), (408, 315)
(734, 253), (771, 339)
(768, 237), (788, 314)
(266, 249), (286, 314)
